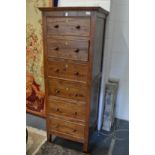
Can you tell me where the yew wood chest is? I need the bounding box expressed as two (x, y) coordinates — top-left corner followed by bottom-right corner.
(39, 7), (108, 152)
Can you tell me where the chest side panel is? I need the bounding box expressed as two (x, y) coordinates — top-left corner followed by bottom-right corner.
(89, 16), (105, 128)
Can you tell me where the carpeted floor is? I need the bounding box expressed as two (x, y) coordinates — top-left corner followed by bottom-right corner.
(26, 126), (89, 155)
(36, 141), (89, 155)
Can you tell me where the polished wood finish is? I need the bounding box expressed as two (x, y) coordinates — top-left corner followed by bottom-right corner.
(47, 17), (90, 36)
(47, 38), (89, 61)
(48, 78), (87, 101)
(48, 116), (85, 142)
(39, 7), (109, 15)
(47, 59), (88, 82)
(47, 97), (86, 122)
(39, 7), (108, 153)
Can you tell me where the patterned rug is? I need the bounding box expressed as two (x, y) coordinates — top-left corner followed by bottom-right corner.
(36, 141), (89, 155)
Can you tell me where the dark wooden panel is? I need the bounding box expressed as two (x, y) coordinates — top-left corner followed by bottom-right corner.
(47, 38), (89, 61)
(47, 59), (88, 82)
(47, 97), (86, 121)
(46, 17), (90, 36)
(47, 116), (85, 141)
(48, 78), (87, 102)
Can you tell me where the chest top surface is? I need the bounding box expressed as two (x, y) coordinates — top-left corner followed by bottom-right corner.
(39, 7), (109, 15)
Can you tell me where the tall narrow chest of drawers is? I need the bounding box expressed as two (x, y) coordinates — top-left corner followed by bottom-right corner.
(39, 7), (108, 152)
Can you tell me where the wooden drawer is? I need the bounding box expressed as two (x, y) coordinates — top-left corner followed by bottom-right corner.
(46, 17), (90, 37)
(47, 59), (88, 82)
(47, 39), (89, 61)
(47, 117), (85, 142)
(47, 97), (86, 121)
(48, 78), (87, 101)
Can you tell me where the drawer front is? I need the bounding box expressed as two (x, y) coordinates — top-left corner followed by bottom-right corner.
(47, 39), (89, 61)
(48, 78), (87, 101)
(47, 59), (88, 82)
(46, 17), (90, 36)
(47, 98), (86, 121)
(48, 117), (85, 140)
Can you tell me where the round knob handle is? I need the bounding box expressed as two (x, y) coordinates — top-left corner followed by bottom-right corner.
(75, 72), (79, 76)
(55, 90), (60, 94)
(55, 47), (59, 51)
(56, 108), (60, 112)
(73, 129), (77, 132)
(54, 25), (59, 28)
(75, 112), (77, 115)
(75, 93), (78, 97)
(76, 25), (81, 29)
(55, 69), (60, 73)
(74, 49), (79, 53)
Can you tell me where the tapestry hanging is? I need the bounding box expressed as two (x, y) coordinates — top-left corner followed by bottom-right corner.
(26, 0), (52, 117)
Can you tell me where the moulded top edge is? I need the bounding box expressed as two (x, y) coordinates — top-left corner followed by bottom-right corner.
(38, 7), (109, 15)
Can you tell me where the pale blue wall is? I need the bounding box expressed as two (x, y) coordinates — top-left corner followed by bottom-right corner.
(26, 113), (46, 130)
(104, 0), (129, 120)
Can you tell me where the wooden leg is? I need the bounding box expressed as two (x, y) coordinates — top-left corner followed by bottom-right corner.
(47, 132), (56, 142)
(83, 142), (88, 153)
(47, 132), (51, 142)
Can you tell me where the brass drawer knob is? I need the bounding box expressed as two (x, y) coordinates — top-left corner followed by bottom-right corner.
(54, 47), (59, 51)
(73, 129), (77, 132)
(76, 25), (81, 29)
(55, 69), (60, 73)
(54, 24), (59, 28)
(74, 49), (79, 53)
(55, 90), (60, 94)
(75, 72), (79, 76)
